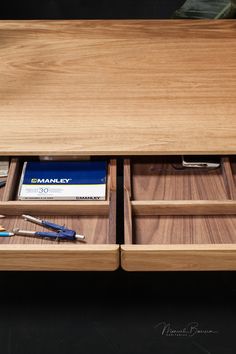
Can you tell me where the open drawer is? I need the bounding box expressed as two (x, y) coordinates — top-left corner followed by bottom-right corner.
(122, 157), (236, 271)
(0, 157), (118, 271)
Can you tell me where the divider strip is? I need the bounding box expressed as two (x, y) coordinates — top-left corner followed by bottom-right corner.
(132, 200), (236, 216)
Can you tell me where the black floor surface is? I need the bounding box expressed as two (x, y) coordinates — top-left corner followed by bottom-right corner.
(0, 271), (236, 354)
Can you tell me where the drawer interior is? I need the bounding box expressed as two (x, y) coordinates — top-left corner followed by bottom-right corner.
(0, 215), (110, 245)
(0, 157), (116, 246)
(133, 215), (236, 245)
(0, 157), (112, 202)
(131, 156), (235, 200)
(124, 157), (236, 246)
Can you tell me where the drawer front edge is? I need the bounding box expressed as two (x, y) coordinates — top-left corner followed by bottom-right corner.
(121, 245), (236, 271)
(0, 245), (120, 271)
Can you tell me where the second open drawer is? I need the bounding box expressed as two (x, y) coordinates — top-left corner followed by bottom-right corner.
(122, 157), (236, 271)
(0, 158), (118, 271)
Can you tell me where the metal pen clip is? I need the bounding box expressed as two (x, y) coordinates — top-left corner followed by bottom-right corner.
(181, 156), (220, 169)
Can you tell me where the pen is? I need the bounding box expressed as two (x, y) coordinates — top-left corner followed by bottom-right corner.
(0, 232), (14, 237)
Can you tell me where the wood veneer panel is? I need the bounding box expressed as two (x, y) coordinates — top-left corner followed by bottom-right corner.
(0, 20), (236, 155)
(0, 201), (109, 216)
(2, 158), (21, 201)
(124, 159), (132, 244)
(132, 200), (236, 215)
(124, 189), (133, 245)
(133, 215), (236, 245)
(0, 185), (4, 201)
(231, 157), (236, 185)
(131, 157), (232, 200)
(108, 159), (117, 244)
(222, 157), (236, 199)
(0, 245), (119, 271)
(121, 245), (236, 271)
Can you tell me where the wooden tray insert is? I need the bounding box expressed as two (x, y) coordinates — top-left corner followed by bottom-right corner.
(124, 157), (236, 246)
(231, 157), (236, 185)
(0, 185), (4, 201)
(0, 157), (112, 202)
(0, 159), (116, 245)
(132, 215), (236, 245)
(0, 158), (21, 201)
(130, 156), (235, 200)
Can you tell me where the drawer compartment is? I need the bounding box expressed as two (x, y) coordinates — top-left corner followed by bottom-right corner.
(0, 157), (112, 202)
(122, 157), (236, 271)
(0, 158), (118, 271)
(130, 156), (235, 200)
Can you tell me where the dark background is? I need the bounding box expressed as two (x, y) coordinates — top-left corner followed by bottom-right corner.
(0, 1), (236, 354)
(0, 0), (185, 19)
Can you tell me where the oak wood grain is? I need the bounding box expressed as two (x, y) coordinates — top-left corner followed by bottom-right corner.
(0, 20), (236, 155)
(0, 244), (119, 271)
(121, 245), (236, 271)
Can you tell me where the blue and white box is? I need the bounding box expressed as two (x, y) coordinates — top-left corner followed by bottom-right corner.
(18, 161), (107, 200)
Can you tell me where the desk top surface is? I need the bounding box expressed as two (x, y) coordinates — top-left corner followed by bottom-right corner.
(0, 20), (236, 156)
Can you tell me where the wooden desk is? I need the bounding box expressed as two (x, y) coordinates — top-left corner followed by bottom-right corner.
(0, 20), (236, 155)
(0, 20), (236, 271)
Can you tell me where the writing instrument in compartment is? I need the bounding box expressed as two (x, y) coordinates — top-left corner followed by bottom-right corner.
(13, 215), (85, 242)
(0, 232), (14, 237)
